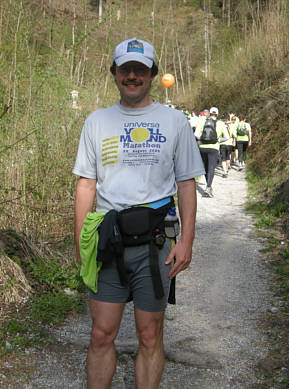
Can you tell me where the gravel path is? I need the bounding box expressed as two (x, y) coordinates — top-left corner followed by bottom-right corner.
(7, 165), (272, 388)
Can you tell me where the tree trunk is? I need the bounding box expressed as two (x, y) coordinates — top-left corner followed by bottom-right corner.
(0, 2), (3, 47)
(99, 0), (103, 23)
(172, 47), (179, 94)
(186, 52), (191, 92)
(12, 9), (22, 114)
(70, 2), (76, 81)
(151, 0), (156, 44)
(204, 0), (209, 79)
(227, 0), (231, 27)
(176, 35), (185, 95)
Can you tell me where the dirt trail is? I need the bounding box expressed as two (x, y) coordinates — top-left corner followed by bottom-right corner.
(4, 165), (272, 388)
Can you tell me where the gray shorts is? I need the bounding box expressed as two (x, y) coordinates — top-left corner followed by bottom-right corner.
(88, 238), (172, 312)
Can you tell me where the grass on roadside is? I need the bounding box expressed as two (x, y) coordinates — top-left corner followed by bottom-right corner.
(245, 166), (289, 387)
(246, 167), (289, 229)
(0, 290), (84, 358)
(0, 234), (86, 358)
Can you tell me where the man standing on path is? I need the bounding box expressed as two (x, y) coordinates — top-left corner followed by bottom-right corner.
(195, 107), (229, 197)
(73, 38), (205, 389)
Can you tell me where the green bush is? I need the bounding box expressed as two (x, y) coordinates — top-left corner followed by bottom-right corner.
(28, 257), (84, 291)
(28, 290), (83, 324)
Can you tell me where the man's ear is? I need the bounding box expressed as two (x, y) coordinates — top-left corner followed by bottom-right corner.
(110, 62), (116, 75)
(151, 63), (158, 77)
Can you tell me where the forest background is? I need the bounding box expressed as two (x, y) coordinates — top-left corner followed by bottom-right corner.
(0, 0), (288, 383)
(0, 0), (288, 240)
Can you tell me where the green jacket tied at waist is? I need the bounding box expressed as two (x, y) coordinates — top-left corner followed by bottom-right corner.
(79, 211), (106, 293)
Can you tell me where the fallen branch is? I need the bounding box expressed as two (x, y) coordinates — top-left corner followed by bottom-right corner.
(0, 104), (10, 119)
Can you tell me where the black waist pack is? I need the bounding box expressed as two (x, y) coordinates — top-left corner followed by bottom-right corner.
(118, 206), (153, 247)
(118, 199), (174, 247)
(118, 203), (172, 300)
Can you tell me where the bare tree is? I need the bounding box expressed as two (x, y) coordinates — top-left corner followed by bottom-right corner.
(70, 1), (76, 81)
(151, 0), (156, 45)
(227, 0), (231, 27)
(0, 2), (3, 47)
(99, 0), (102, 23)
(176, 35), (185, 95)
(204, 0), (209, 79)
(186, 52), (191, 92)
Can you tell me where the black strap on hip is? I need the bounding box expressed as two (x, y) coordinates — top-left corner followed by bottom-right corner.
(97, 199), (176, 302)
(149, 241), (164, 299)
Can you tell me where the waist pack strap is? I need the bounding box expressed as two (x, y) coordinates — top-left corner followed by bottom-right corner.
(114, 245), (128, 286)
(168, 237), (177, 305)
(149, 241), (164, 299)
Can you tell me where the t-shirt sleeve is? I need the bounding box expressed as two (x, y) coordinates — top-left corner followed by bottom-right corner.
(72, 120), (97, 179)
(174, 120), (205, 182)
(194, 117), (204, 139)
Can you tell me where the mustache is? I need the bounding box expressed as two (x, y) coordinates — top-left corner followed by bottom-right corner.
(122, 81), (142, 86)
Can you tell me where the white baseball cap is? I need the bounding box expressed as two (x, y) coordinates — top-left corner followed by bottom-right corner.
(113, 38), (154, 68)
(210, 107), (219, 115)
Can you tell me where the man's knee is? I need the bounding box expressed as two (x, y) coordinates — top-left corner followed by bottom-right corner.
(90, 325), (117, 350)
(137, 325), (163, 350)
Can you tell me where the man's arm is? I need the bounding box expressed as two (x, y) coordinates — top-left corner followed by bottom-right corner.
(194, 119), (204, 140)
(165, 179), (197, 279)
(248, 124), (252, 146)
(74, 177), (97, 264)
(219, 122), (230, 143)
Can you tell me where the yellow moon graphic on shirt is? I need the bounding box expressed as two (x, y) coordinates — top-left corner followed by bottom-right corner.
(130, 128), (150, 142)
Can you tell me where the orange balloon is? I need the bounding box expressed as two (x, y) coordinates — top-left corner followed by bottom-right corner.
(161, 73), (175, 88)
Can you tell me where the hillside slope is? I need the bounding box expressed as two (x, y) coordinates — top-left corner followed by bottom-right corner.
(0, 0), (288, 237)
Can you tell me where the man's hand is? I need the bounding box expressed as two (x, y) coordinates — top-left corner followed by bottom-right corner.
(165, 239), (192, 279)
(164, 179), (197, 279)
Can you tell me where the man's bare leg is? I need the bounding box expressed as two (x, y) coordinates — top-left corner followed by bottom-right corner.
(87, 300), (125, 389)
(134, 308), (165, 389)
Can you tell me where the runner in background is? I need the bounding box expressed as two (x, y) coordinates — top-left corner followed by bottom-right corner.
(189, 110), (199, 133)
(229, 112), (239, 164)
(195, 107), (229, 197)
(227, 115), (238, 166)
(203, 109), (210, 119)
(230, 111), (239, 126)
(236, 115), (252, 170)
(220, 113), (236, 177)
(197, 109), (209, 131)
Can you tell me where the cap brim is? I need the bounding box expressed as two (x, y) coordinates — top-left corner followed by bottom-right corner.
(115, 53), (153, 68)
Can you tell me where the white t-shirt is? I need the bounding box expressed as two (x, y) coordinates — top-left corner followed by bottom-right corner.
(189, 115), (199, 129)
(73, 101), (205, 212)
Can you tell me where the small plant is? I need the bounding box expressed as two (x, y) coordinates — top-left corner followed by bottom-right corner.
(27, 257), (85, 292)
(28, 290), (84, 325)
(255, 214), (276, 228)
(283, 248), (289, 260)
(0, 317), (53, 356)
(0, 289), (85, 356)
(259, 246), (276, 254)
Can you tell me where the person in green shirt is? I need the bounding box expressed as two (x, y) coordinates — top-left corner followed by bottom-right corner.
(195, 107), (229, 197)
(220, 113), (236, 177)
(236, 115), (252, 170)
(229, 111), (239, 127)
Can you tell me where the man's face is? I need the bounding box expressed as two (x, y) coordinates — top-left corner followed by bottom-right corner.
(114, 61), (154, 108)
(204, 111), (210, 118)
